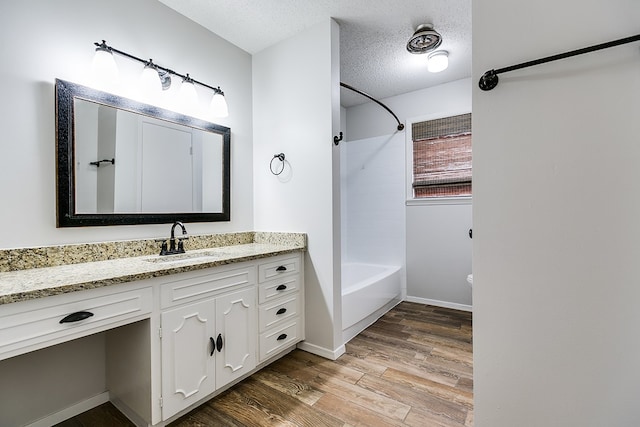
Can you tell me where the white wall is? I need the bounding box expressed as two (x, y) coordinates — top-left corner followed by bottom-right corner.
(253, 20), (343, 357)
(345, 79), (472, 308)
(473, 1), (640, 426)
(342, 133), (405, 269)
(0, 1), (252, 424)
(0, 0), (253, 249)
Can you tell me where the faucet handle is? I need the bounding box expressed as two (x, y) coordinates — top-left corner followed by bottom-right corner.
(155, 239), (169, 256)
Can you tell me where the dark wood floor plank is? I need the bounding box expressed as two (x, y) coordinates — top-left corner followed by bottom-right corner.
(382, 368), (473, 409)
(357, 373), (468, 425)
(62, 302), (474, 426)
(204, 378), (344, 427)
(313, 392), (406, 427)
(54, 402), (134, 427)
(270, 354), (412, 421)
(334, 352), (388, 376)
(169, 402), (248, 427)
(252, 368), (325, 406)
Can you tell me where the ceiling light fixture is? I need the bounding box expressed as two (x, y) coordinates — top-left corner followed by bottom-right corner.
(406, 24), (442, 54)
(91, 40), (228, 118)
(427, 50), (449, 73)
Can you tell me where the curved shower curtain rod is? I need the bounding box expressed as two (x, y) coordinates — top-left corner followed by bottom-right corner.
(340, 82), (405, 132)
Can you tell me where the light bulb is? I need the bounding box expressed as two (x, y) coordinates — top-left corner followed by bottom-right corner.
(427, 50), (449, 73)
(210, 89), (228, 118)
(91, 44), (118, 86)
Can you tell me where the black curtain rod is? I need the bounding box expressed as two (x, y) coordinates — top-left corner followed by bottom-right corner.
(479, 33), (640, 91)
(340, 82), (405, 131)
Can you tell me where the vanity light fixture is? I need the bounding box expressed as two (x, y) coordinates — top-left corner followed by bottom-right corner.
(139, 59), (162, 95)
(91, 41), (118, 84)
(210, 88), (228, 118)
(91, 40), (229, 117)
(427, 50), (449, 73)
(178, 73), (199, 113)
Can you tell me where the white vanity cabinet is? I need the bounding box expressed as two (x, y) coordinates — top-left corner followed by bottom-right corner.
(257, 255), (304, 362)
(0, 249), (304, 427)
(159, 266), (257, 420)
(0, 284), (153, 362)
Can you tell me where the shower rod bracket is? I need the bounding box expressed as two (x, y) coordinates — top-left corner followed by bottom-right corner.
(333, 132), (343, 145)
(479, 33), (640, 91)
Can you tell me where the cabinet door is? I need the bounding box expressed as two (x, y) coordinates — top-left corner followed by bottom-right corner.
(161, 299), (216, 420)
(215, 287), (256, 388)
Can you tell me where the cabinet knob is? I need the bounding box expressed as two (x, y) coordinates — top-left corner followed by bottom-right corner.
(275, 266), (287, 272)
(277, 333), (287, 341)
(209, 337), (215, 356)
(276, 284), (287, 291)
(59, 311), (94, 324)
(276, 308), (287, 315)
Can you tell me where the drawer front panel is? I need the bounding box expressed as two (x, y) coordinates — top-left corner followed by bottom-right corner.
(258, 276), (300, 304)
(258, 255), (301, 283)
(0, 287), (152, 358)
(259, 294), (300, 332)
(259, 321), (301, 362)
(161, 266), (256, 308)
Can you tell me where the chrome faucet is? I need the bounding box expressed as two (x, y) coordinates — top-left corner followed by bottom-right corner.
(159, 221), (189, 255)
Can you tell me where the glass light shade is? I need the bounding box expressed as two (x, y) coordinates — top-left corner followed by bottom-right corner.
(140, 65), (162, 96)
(427, 50), (449, 73)
(178, 78), (199, 114)
(91, 48), (118, 84)
(210, 92), (229, 118)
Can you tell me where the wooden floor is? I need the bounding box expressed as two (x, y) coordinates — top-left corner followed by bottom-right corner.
(58, 302), (473, 427)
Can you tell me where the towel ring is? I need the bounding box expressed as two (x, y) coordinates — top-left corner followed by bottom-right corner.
(270, 153), (286, 175)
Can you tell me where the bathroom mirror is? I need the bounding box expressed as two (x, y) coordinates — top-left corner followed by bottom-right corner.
(55, 79), (230, 227)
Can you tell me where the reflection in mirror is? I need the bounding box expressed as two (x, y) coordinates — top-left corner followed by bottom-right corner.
(56, 79), (230, 227)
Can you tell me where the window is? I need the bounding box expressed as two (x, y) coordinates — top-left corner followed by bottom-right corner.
(411, 113), (472, 198)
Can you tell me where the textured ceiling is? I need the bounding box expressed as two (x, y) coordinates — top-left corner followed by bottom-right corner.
(157, 0), (471, 107)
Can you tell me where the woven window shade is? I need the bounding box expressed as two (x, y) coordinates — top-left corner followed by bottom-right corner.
(412, 113), (472, 198)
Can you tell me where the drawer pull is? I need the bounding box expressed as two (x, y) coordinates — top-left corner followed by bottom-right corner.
(59, 311), (94, 324)
(216, 333), (224, 352)
(276, 308), (287, 315)
(277, 333), (287, 341)
(276, 284), (287, 291)
(276, 266), (287, 272)
(209, 337), (215, 356)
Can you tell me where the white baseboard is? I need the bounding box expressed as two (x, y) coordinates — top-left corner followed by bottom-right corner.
(405, 296), (472, 312)
(297, 341), (345, 360)
(26, 392), (110, 427)
(110, 397), (149, 427)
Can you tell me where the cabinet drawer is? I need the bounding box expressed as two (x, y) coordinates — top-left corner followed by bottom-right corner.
(258, 255), (301, 283)
(259, 321), (302, 362)
(259, 294), (300, 332)
(0, 287), (152, 360)
(161, 265), (256, 308)
(258, 276), (300, 304)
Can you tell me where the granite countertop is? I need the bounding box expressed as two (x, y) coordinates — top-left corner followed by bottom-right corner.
(0, 241), (305, 306)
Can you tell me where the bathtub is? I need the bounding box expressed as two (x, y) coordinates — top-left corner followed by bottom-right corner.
(342, 263), (402, 343)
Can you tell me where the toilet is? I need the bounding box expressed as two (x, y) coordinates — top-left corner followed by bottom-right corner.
(466, 274), (473, 287)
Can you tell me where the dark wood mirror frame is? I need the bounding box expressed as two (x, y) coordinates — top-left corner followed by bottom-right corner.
(55, 79), (231, 227)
